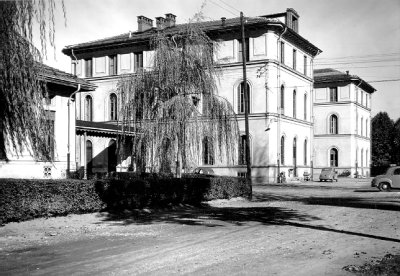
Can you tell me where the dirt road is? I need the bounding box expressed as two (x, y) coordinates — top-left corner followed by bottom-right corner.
(1, 179), (399, 275)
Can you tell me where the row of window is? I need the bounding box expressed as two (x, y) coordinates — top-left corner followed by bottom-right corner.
(85, 93), (118, 121)
(280, 136), (308, 166)
(328, 114), (369, 136)
(328, 147), (369, 168)
(280, 41), (308, 75)
(78, 52), (144, 77)
(279, 85), (308, 119)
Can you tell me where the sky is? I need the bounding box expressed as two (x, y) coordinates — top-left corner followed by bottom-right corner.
(38, 0), (400, 120)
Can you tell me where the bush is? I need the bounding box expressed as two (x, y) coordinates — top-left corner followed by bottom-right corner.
(95, 175), (251, 211)
(0, 179), (104, 224)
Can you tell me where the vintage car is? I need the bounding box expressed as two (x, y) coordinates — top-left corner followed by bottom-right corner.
(371, 166), (400, 191)
(193, 167), (215, 176)
(319, 167), (338, 182)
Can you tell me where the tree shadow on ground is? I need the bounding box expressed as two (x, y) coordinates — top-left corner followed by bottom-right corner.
(252, 192), (400, 212)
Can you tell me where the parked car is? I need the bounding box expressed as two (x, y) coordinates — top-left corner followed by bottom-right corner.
(193, 167), (215, 176)
(371, 166), (400, 191)
(319, 167), (338, 182)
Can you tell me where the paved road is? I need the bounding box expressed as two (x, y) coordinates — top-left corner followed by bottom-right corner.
(1, 180), (399, 275)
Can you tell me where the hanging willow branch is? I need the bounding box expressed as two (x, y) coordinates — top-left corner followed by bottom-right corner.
(118, 22), (239, 174)
(0, 0), (65, 160)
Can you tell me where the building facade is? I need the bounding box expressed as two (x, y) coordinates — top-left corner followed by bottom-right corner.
(0, 64), (95, 179)
(313, 69), (376, 178)
(62, 9), (321, 183)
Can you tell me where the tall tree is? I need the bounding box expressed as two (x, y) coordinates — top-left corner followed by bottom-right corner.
(0, 0), (65, 160)
(371, 112), (394, 167)
(117, 23), (238, 176)
(392, 118), (400, 165)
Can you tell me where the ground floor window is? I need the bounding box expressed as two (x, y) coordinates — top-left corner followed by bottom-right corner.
(330, 148), (338, 167)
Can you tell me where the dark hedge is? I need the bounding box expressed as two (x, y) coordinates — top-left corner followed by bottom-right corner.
(0, 176), (251, 224)
(0, 179), (104, 224)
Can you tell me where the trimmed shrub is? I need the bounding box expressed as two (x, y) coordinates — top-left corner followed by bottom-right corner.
(0, 179), (104, 224)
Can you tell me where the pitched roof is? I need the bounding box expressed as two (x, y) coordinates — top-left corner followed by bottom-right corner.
(37, 63), (96, 92)
(62, 15), (321, 57)
(313, 68), (376, 93)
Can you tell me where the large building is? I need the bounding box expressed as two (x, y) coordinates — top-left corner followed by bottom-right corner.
(313, 68), (376, 178)
(62, 9), (322, 183)
(0, 64), (95, 178)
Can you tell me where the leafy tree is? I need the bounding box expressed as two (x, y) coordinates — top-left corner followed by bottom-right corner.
(0, 0), (65, 160)
(392, 118), (400, 165)
(117, 23), (238, 176)
(371, 112), (394, 167)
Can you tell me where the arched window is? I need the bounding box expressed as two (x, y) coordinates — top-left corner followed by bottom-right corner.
(361, 149), (364, 168)
(280, 136), (285, 165)
(239, 135), (250, 165)
(330, 148), (338, 167)
(329, 115), (338, 134)
(361, 117), (364, 136)
(85, 95), (93, 121)
(304, 139), (307, 165)
(238, 82), (250, 114)
(293, 137), (297, 176)
(110, 93), (118, 120)
(304, 93), (307, 120)
(293, 90), (297, 118)
(203, 137), (214, 165)
(280, 85), (285, 114)
(366, 119), (369, 137)
(86, 140), (93, 174)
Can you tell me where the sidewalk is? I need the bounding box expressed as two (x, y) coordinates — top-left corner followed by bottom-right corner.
(256, 177), (373, 189)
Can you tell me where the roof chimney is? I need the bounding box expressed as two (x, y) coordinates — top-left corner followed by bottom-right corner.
(221, 17), (226, 26)
(137, 15), (153, 32)
(156, 16), (166, 30)
(165, 13), (176, 28)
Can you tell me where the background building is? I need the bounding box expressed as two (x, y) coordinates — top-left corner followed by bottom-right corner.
(313, 68), (376, 178)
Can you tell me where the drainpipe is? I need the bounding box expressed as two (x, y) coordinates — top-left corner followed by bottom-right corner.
(276, 25), (287, 183)
(67, 84), (81, 177)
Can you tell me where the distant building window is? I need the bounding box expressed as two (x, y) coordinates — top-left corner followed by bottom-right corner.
(303, 56), (307, 75)
(330, 148), (338, 167)
(110, 93), (118, 121)
(280, 41), (285, 64)
(280, 85), (285, 114)
(304, 139), (307, 165)
(109, 55), (117, 75)
(329, 114), (338, 134)
(304, 93), (307, 120)
(134, 52), (143, 71)
(292, 17), (298, 32)
(85, 95), (93, 121)
(280, 136), (285, 165)
(293, 90), (296, 118)
(203, 137), (214, 165)
(292, 49), (297, 70)
(238, 38), (249, 62)
(85, 58), (92, 77)
(238, 81), (250, 114)
(329, 87), (338, 102)
(239, 135), (250, 165)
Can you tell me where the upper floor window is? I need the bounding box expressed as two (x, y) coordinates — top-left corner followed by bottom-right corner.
(134, 52), (143, 72)
(292, 49), (297, 70)
(109, 55), (117, 75)
(280, 85), (285, 114)
(280, 136), (285, 165)
(280, 41), (285, 64)
(110, 93), (118, 121)
(361, 91), (364, 106)
(361, 117), (364, 136)
(85, 95), (93, 121)
(293, 90), (297, 118)
(366, 119), (369, 137)
(330, 148), (338, 167)
(329, 114), (338, 134)
(85, 58), (92, 77)
(304, 93), (307, 120)
(238, 38), (249, 62)
(329, 87), (338, 102)
(203, 137), (214, 165)
(303, 55), (307, 75)
(238, 81), (250, 114)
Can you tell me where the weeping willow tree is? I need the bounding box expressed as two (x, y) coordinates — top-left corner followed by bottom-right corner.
(118, 23), (239, 176)
(0, 0), (65, 160)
